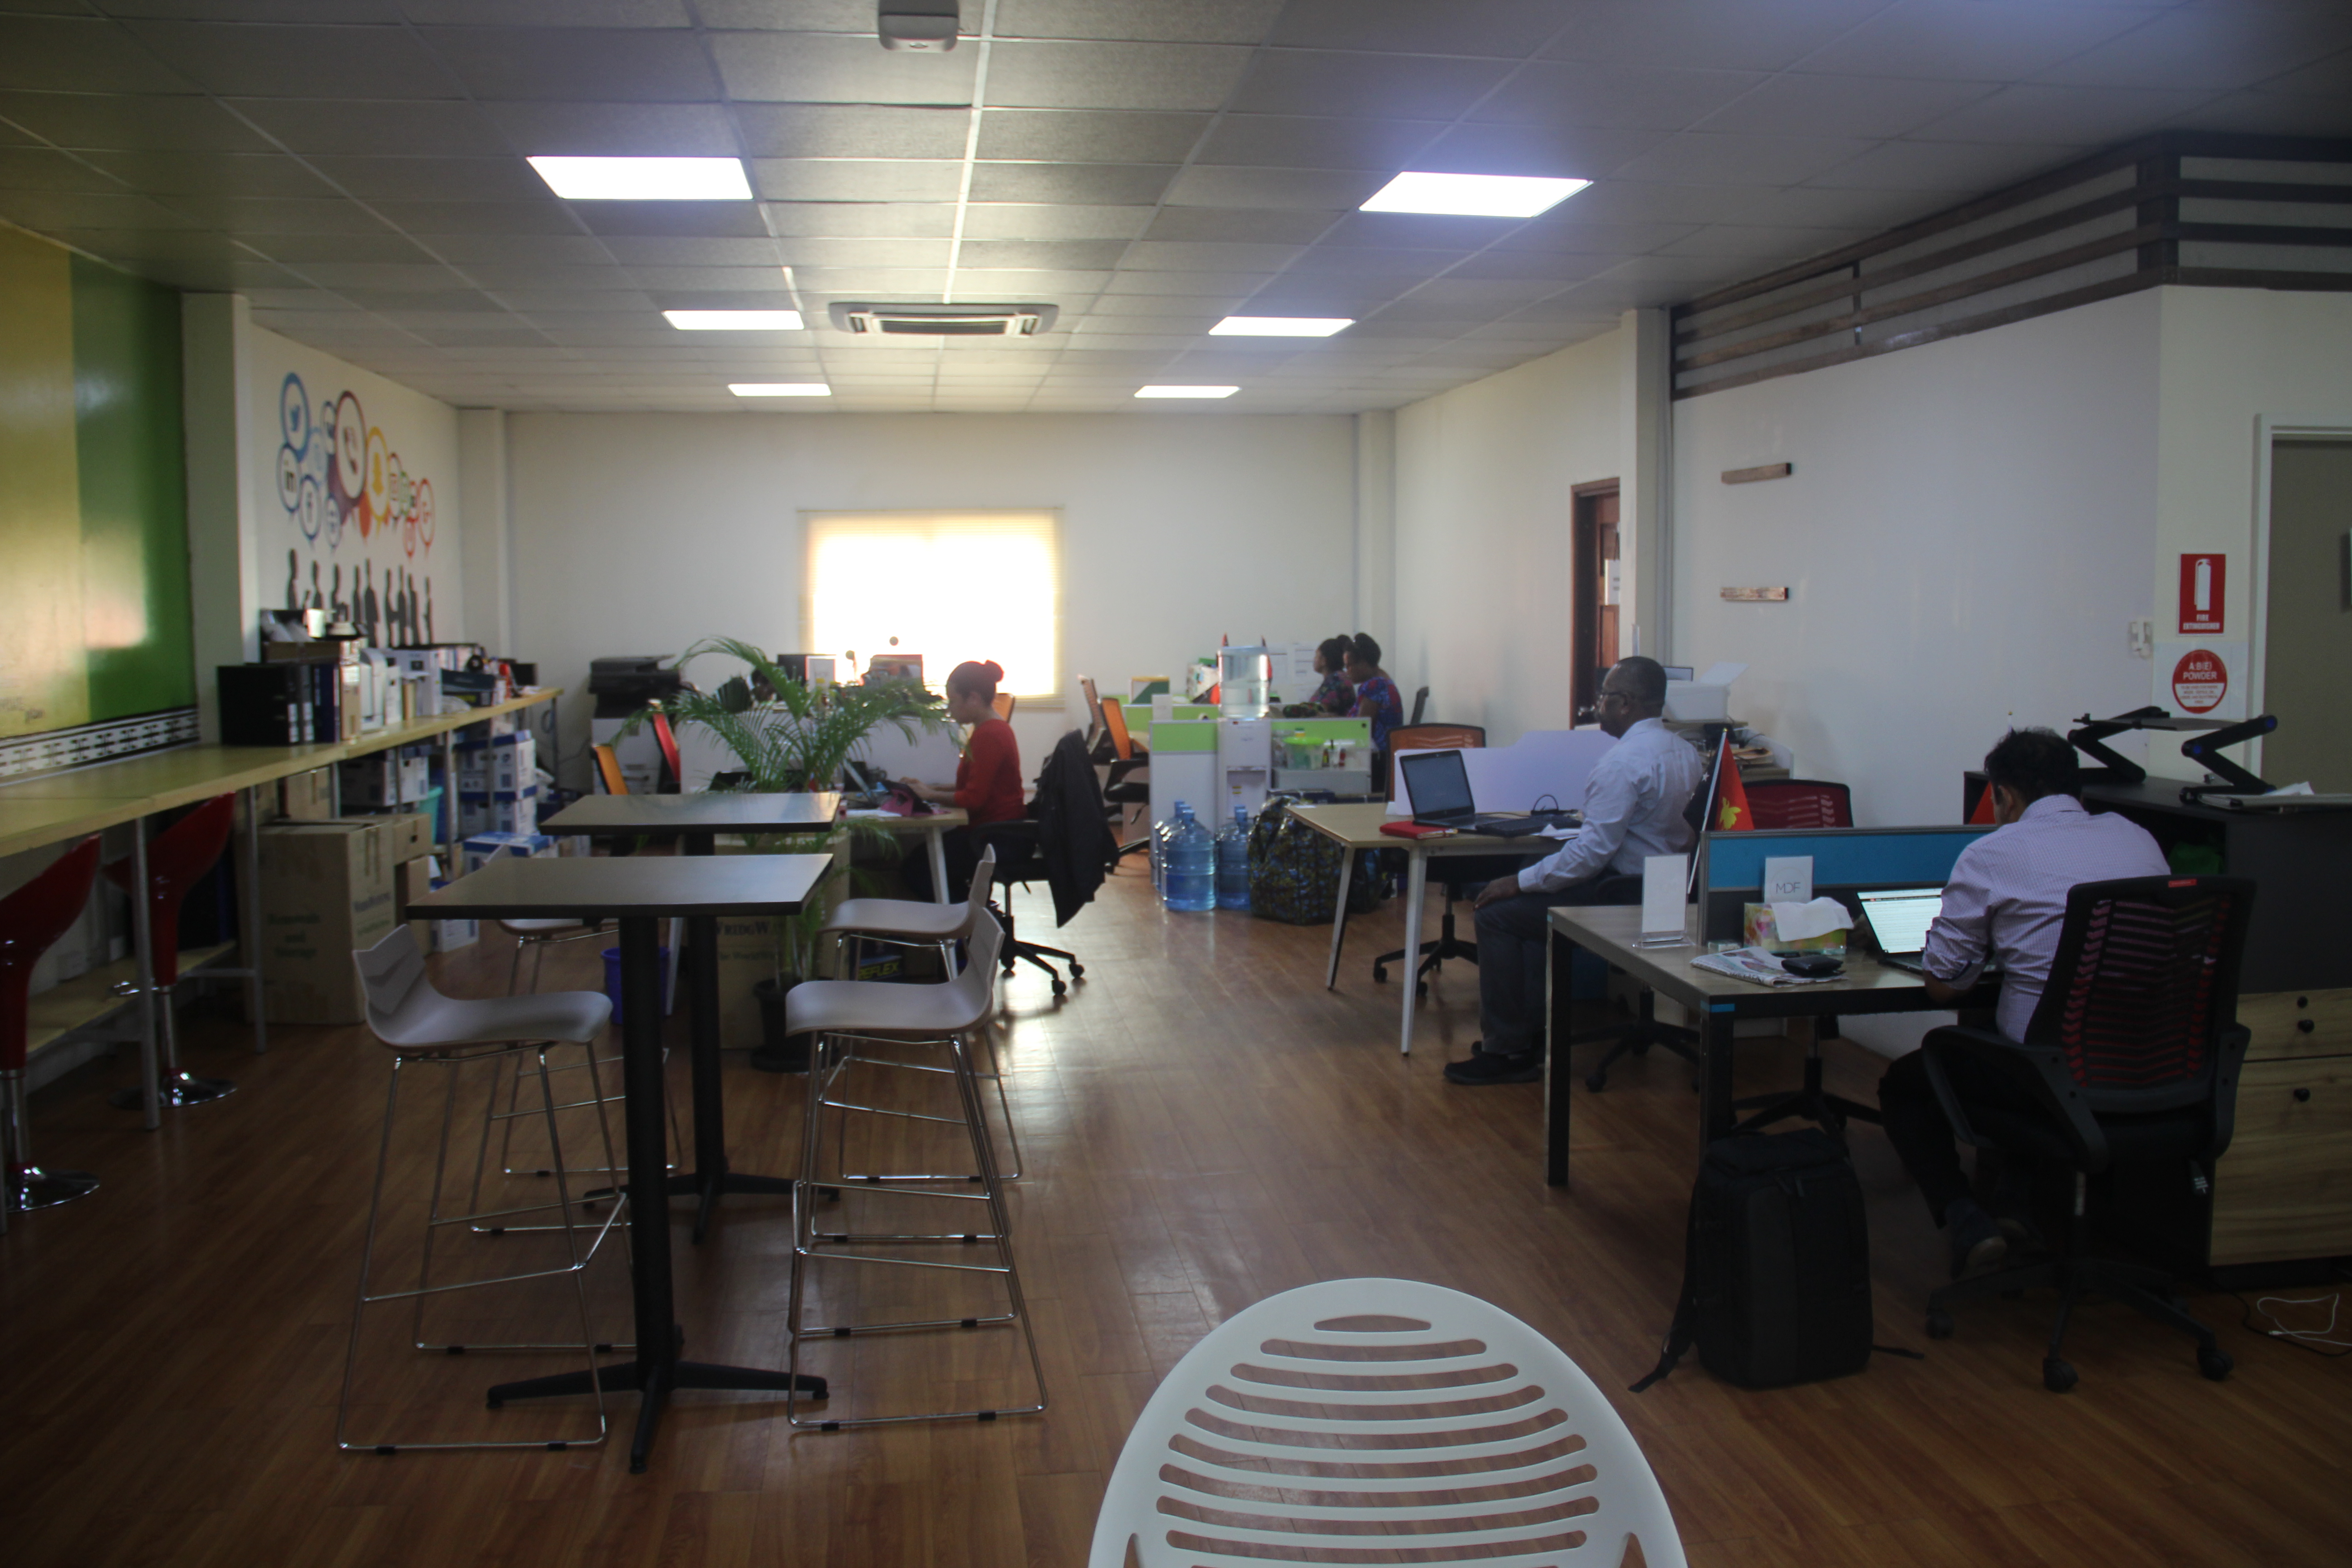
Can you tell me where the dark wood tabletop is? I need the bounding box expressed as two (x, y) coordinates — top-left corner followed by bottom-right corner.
(542, 791), (841, 834)
(410, 852), (833, 920)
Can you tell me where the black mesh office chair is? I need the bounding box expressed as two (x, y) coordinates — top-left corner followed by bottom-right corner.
(971, 730), (1114, 996)
(1922, 875), (2253, 1393)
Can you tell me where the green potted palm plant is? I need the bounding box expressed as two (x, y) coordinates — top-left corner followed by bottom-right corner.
(626, 637), (950, 1068)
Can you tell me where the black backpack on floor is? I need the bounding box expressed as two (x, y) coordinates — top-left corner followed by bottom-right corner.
(1632, 1128), (1884, 1392)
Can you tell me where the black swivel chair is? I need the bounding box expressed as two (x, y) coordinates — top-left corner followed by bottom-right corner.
(971, 730), (1115, 997)
(1369, 724), (1489, 995)
(1096, 697), (1152, 865)
(1407, 686), (1429, 727)
(1921, 875), (2253, 1394)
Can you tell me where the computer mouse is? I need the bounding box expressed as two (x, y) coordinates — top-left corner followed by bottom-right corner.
(1781, 955), (1844, 978)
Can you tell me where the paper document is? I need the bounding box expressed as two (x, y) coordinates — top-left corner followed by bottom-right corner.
(1641, 854), (1687, 940)
(1691, 947), (1841, 987)
(1768, 897), (1853, 943)
(1537, 823), (1578, 840)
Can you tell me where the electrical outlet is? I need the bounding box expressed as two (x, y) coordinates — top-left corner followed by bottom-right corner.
(2127, 618), (2154, 658)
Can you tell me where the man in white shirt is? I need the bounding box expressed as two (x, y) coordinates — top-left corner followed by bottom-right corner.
(1878, 727), (2170, 1276)
(1446, 657), (1707, 1085)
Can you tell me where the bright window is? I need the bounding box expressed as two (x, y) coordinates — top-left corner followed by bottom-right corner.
(802, 510), (1061, 700)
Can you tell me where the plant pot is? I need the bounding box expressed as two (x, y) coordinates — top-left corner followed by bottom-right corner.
(749, 975), (811, 1072)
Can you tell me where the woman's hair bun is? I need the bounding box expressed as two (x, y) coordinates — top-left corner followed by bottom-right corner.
(985, 660), (1003, 681)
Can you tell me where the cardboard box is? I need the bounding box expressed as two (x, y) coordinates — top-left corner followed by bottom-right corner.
(381, 811), (432, 861)
(714, 916), (780, 1049)
(259, 820), (396, 1023)
(460, 788), (538, 838)
(461, 831), (556, 874)
(280, 767), (334, 821)
(457, 732), (536, 794)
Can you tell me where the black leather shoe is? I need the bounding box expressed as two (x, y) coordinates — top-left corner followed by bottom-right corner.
(1444, 1050), (1541, 1085)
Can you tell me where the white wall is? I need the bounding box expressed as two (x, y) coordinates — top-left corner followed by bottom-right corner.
(1392, 325), (1627, 744)
(1672, 288), (2163, 826)
(503, 411), (1357, 784)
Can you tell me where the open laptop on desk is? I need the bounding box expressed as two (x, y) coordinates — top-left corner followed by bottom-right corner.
(1856, 887), (1999, 979)
(1399, 750), (1580, 836)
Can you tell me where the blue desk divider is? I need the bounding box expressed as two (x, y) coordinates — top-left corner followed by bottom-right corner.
(1704, 827), (1992, 893)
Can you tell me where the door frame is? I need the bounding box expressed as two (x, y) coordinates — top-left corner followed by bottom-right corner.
(2250, 413), (2352, 778)
(1570, 478), (1622, 724)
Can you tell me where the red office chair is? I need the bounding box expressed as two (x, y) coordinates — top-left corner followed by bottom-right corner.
(1, 837), (103, 1225)
(651, 710), (684, 792)
(1744, 779), (1854, 829)
(104, 794), (238, 1109)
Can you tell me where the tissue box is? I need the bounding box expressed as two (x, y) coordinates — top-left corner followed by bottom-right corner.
(1743, 903), (1847, 954)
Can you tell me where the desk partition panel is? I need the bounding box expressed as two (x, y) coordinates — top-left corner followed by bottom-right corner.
(1700, 826), (1991, 941)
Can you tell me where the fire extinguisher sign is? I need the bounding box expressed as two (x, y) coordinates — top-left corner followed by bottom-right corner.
(2179, 552), (2224, 634)
(2172, 648), (2229, 714)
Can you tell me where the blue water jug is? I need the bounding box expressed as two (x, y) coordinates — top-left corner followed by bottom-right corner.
(1163, 803), (1216, 913)
(1215, 806), (1252, 911)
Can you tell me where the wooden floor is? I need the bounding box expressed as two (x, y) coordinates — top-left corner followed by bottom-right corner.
(7, 862), (2350, 1567)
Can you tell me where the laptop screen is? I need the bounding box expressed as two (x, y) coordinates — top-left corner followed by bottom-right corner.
(1857, 887), (1945, 956)
(1401, 750), (1475, 819)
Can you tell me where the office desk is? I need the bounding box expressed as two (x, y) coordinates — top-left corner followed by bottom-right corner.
(542, 793), (840, 1243)
(411, 853), (833, 1472)
(846, 806), (966, 904)
(1288, 804), (1552, 1055)
(1542, 907), (1993, 1189)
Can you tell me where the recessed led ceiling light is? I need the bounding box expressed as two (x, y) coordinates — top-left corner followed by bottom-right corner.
(665, 309), (805, 330)
(729, 383), (831, 397)
(529, 156), (753, 201)
(1134, 386), (1240, 399)
(1210, 316), (1354, 337)
(1359, 172), (1590, 219)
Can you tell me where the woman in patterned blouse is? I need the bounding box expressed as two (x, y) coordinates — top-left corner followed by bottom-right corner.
(1345, 633), (1403, 754)
(1309, 635), (1355, 713)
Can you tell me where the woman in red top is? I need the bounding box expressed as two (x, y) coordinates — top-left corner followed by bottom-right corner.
(907, 660), (1021, 899)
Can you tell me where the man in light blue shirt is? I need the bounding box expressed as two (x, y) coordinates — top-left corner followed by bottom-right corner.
(1447, 657), (1706, 1085)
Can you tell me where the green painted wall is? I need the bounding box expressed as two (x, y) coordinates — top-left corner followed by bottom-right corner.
(0, 226), (193, 742)
(71, 255), (193, 720)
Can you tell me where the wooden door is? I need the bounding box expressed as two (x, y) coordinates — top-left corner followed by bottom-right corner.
(1572, 483), (1622, 722)
(2264, 440), (2352, 791)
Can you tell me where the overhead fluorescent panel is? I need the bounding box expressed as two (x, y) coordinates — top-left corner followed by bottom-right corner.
(1359, 172), (1590, 218)
(529, 157), (754, 201)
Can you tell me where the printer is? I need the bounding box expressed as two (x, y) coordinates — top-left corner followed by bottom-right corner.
(587, 655), (684, 720)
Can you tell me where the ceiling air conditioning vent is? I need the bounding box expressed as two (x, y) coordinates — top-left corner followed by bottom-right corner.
(828, 302), (1058, 337)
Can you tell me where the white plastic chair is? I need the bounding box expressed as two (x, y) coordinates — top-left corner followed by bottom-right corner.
(1091, 1278), (1686, 1568)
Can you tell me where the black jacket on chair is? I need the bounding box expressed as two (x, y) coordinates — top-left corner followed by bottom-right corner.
(978, 729), (1114, 928)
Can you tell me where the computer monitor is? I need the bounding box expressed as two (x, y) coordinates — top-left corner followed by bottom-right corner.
(1662, 665), (1694, 681)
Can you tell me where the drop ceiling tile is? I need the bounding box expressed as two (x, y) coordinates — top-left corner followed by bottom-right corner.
(1712, 184), (1948, 231)
(424, 233), (619, 266)
(1194, 113), (1448, 172)
(1140, 206), (1340, 244)
(1314, 210), (1536, 250)
(0, 146), (120, 191)
(1119, 239), (1308, 272)
(733, 103), (971, 159)
(596, 235), (779, 265)
(15, 224), (235, 265)
(2035, 6), (2352, 92)
(305, 156), (550, 203)
(1472, 62), (1769, 131)
(1236, 51), (1519, 121)
(1487, 216), (1701, 255)
(1654, 223), (1877, 260)
(1438, 249), (1625, 284)
(1069, 312), (1219, 334)
(325, 288), (508, 313)
(227, 97), (513, 157)
(751, 158), (965, 201)
(774, 235), (948, 267)
(571, 200), (774, 237)
(1286, 245), (1478, 279)
(1540, 180), (1769, 225)
(1410, 122), (1674, 180)
(293, 262), (486, 291)
(417, 27), (721, 102)
(1226, 281), (1389, 311)
(940, 267), (1111, 294)
(370, 199), (584, 234)
(246, 231), (446, 265)
(399, 2), (694, 23)
(982, 40), (1253, 112)
(0, 90), (275, 153)
(1267, 0), (1568, 56)
(117, 21), (466, 99)
(624, 264), (803, 289)
(712, 30), (976, 106)
(786, 267), (952, 293)
(2251, 46), (2352, 101)
(460, 262), (639, 289)
(966, 161), (1175, 205)
(1162, 165), (1383, 209)
(479, 101), (738, 157)
(1796, 1), (2156, 83)
(81, 149), (343, 199)
(765, 201), (959, 237)
(1695, 71), (2003, 140)
(974, 108), (1210, 165)
(1906, 83), (2224, 146)
(0, 18), (198, 94)
(956, 238), (1129, 270)
(1609, 132), (1877, 187)
(1095, 273), (1273, 300)
(2175, 88), (2352, 140)
(148, 257), (309, 291)
(420, 327), (558, 348)
(961, 203), (1154, 240)
(1800, 138), (2078, 192)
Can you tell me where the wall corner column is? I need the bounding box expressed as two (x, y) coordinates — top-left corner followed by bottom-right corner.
(181, 292), (259, 744)
(1618, 307), (1672, 662)
(1354, 408), (1396, 647)
(458, 407), (510, 652)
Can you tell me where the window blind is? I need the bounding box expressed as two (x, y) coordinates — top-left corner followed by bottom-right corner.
(801, 509), (1062, 698)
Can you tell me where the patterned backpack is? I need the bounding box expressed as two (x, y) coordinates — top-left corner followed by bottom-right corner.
(1246, 798), (1384, 925)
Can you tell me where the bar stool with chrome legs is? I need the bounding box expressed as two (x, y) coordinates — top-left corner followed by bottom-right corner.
(339, 926), (626, 1454)
(784, 910), (1045, 1428)
(1, 838), (103, 1232)
(818, 847), (1020, 1179)
(104, 794), (244, 1111)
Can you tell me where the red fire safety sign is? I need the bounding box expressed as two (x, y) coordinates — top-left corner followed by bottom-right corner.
(2172, 648), (2229, 715)
(2179, 553), (2225, 634)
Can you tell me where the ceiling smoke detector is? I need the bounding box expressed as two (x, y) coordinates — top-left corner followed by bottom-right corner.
(828, 302), (1058, 337)
(878, 0), (959, 50)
